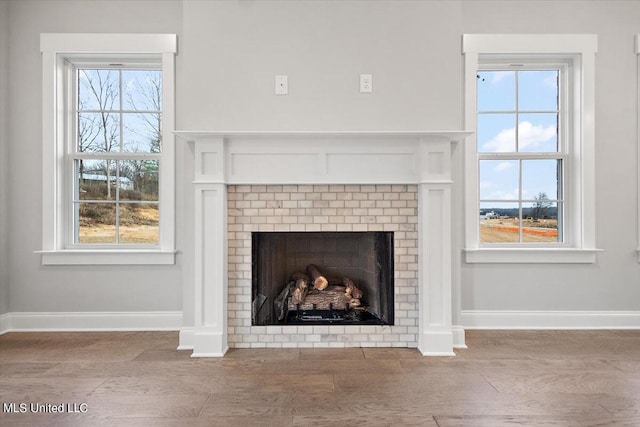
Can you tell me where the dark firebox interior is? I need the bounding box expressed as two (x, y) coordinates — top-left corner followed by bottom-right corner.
(252, 232), (394, 326)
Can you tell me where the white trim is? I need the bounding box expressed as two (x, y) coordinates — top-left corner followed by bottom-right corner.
(462, 34), (600, 263)
(37, 250), (176, 265)
(452, 325), (468, 349)
(40, 33), (176, 54)
(179, 132), (466, 356)
(39, 33), (177, 265)
(175, 130), (471, 140)
(461, 310), (640, 330)
(462, 34), (597, 55)
(177, 327), (195, 350)
(174, 131), (472, 186)
(464, 248), (602, 264)
(0, 311), (182, 334)
(0, 313), (10, 335)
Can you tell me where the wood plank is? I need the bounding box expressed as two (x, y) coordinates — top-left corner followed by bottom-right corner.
(1, 330), (639, 426)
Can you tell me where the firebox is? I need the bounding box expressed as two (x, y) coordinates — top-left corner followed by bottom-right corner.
(252, 232), (394, 326)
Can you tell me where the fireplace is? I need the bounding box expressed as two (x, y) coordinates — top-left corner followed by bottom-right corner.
(175, 131), (470, 357)
(252, 232), (394, 326)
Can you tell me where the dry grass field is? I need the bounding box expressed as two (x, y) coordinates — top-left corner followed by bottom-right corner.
(79, 205), (159, 244)
(481, 218), (559, 243)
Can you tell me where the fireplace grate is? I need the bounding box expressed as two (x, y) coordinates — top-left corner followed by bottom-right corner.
(286, 307), (386, 325)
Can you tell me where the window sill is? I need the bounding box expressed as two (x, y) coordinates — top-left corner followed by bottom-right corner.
(37, 250), (177, 266)
(464, 248), (602, 264)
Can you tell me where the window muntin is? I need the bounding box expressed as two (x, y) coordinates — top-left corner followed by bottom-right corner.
(71, 67), (162, 246)
(477, 65), (565, 245)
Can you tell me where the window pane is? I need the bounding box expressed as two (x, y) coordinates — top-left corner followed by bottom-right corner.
(122, 113), (161, 153)
(119, 160), (159, 201)
(479, 159), (519, 200)
(477, 71), (515, 111)
(518, 70), (558, 111)
(119, 203), (159, 244)
(77, 202), (115, 244)
(122, 70), (162, 111)
(78, 69), (120, 111)
(76, 159), (117, 200)
(522, 159), (561, 201)
(480, 202), (520, 243)
(73, 67), (163, 248)
(522, 202), (561, 243)
(478, 113), (516, 152)
(517, 113), (558, 152)
(78, 112), (120, 153)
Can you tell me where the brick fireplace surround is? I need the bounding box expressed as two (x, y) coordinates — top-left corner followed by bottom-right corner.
(175, 131), (470, 357)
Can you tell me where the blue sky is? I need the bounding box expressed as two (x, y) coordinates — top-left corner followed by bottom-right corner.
(477, 70), (561, 205)
(77, 69), (162, 154)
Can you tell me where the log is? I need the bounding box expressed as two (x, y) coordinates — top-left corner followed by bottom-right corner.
(348, 298), (361, 308)
(291, 271), (310, 282)
(343, 277), (363, 299)
(291, 278), (309, 305)
(307, 264), (329, 290)
(326, 277), (344, 286)
(288, 288), (350, 311)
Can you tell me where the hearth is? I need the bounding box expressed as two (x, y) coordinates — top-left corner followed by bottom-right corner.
(252, 232), (394, 326)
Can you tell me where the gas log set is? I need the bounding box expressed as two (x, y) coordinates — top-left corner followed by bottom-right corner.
(274, 264), (369, 323)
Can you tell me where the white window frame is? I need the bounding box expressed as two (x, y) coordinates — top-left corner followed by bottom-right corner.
(38, 34), (177, 265)
(463, 34), (601, 263)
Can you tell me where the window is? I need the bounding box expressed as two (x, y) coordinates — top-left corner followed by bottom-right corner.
(463, 34), (600, 263)
(39, 34), (176, 265)
(74, 67), (161, 245)
(477, 66), (565, 244)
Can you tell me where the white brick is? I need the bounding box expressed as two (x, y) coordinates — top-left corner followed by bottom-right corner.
(305, 334), (321, 342)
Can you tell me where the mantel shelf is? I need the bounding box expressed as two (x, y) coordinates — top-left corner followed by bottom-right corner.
(174, 130), (473, 141)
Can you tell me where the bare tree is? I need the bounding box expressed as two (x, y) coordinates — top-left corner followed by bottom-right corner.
(77, 69), (161, 199)
(532, 192), (552, 219)
(122, 70), (162, 194)
(78, 69), (119, 198)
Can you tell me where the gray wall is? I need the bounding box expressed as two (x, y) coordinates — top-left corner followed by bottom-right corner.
(179, 0), (462, 131)
(1, 0), (9, 315)
(4, 0), (184, 314)
(459, 0), (640, 312)
(1, 0), (638, 322)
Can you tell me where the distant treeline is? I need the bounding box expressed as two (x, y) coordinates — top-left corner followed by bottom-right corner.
(481, 207), (558, 219)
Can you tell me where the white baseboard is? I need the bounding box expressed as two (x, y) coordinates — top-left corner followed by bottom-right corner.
(461, 310), (640, 329)
(452, 325), (468, 348)
(0, 313), (10, 334)
(0, 311), (183, 334)
(177, 327), (195, 350)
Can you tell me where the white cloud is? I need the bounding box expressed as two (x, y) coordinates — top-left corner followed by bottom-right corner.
(482, 121), (556, 152)
(484, 188), (520, 201)
(542, 73), (558, 89)
(491, 71), (512, 85)
(493, 161), (513, 172)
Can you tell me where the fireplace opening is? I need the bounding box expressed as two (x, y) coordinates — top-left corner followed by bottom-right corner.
(252, 232), (394, 326)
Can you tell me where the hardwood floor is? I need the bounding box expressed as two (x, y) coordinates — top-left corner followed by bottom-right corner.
(1, 330), (639, 426)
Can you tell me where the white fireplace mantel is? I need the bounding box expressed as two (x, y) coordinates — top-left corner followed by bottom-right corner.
(175, 130), (471, 357)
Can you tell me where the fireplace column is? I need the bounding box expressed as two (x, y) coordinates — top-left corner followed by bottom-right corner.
(192, 137), (228, 357)
(417, 138), (455, 356)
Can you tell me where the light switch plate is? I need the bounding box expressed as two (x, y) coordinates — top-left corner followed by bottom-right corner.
(275, 75), (288, 95)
